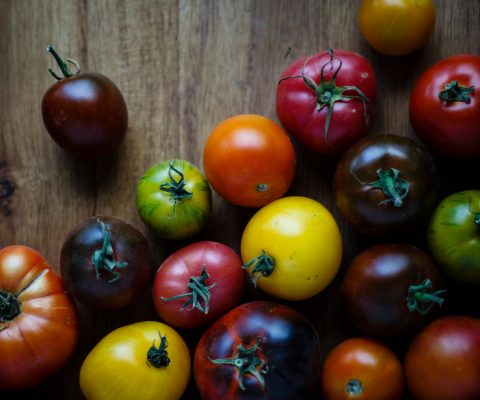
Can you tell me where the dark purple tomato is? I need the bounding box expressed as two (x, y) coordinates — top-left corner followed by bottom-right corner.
(333, 133), (439, 237)
(194, 301), (320, 400)
(42, 45), (128, 159)
(342, 244), (445, 339)
(60, 216), (151, 309)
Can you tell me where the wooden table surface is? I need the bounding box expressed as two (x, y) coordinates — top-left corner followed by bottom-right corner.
(1, 1), (479, 399)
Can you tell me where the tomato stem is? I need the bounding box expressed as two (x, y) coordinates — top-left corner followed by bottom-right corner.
(407, 279), (446, 315)
(209, 337), (268, 391)
(161, 264), (216, 314)
(91, 220), (128, 283)
(46, 45), (77, 80)
(160, 161), (193, 217)
(146, 333), (170, 368)
(346, 379), (363, 396)
(439, 81), (474, 103)
(242, 251), (275, 287)
(278, 49), (372, 146)
(0, 290), (21, 323)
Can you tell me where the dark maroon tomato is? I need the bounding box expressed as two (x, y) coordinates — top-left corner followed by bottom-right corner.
(152, 241), (245, 330)
(342, 244), (445, 339)
(42, 45), (128, 159)
(60, 216), (151, 309)
(333, 133), (439, 237)
(194, 301), (320, 400)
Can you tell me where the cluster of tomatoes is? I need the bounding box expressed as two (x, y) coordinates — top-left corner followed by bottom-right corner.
(1, 1), (480, 399)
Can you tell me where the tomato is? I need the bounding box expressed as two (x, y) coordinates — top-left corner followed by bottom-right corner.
(405, 316), (480, 400)
(410, 54), (480, 157)
(136, 159), (212, 239)
(342, 244), (445, 339)
(0, 245), (79, 390)
(241, 196), (342, 301)
(276, 49), (377, 155)
(41, 45), (128, 159)
(203, 114), (296, 207)
(428, 190), (480, 284)
(333, 133), (439, 237)
(80, 321), (191, 400)
(359, 0), (436, 56)
(194, 301), (320, 400)
(60, 216), (152, 309)
(322, 337), (404, 400)
(152, 241), (245, 329)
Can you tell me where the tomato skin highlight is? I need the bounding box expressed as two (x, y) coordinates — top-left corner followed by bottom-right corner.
(0, 245), (79, 390)
(409, 54), (480, 158)
(203, 114), (296, 207)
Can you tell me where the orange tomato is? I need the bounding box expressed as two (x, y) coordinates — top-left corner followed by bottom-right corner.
(203, 114), (296, 207)
(359, 0), (436, 56)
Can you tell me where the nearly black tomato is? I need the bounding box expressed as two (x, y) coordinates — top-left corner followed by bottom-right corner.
(194, 301), (321, 400)
(333, 133), (439, 237)
(42, 45), (128, 159)
(60, 216), (151, 309)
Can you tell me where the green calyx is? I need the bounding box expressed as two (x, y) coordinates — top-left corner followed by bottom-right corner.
(407, 279), (446, 315)
(209, 337), (268, 391)
(367, 168), (409, 207)
(160, 161), (192, 217)
(279, 48), (371, 146)
(242, 251), (275, 287)
(346, 379), (363, 396)
(0, 291), (21, 323)
(147, 333), (170, 368)
(439, 81), (474, 104)
(91, 220), (128, 283)
(46, 44), (80, 81)
(161, 264), (216, 314)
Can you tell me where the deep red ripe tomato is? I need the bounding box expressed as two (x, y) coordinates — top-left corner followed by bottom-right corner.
(342, 244), (445, 339)
(276, 49), (377, 155)
(203, 114), (296, 207)
(152, 241), (245, 330)
(333, 133), (439, 237)
(194, 301), (320, 400)
(0, 245), (79, 390)
(410, 54), (480, 158)
(60, 216), (151, 309)
(322, 337), (404, 400)
(42, 45), (128, 159)
(405, 316), (480, 400)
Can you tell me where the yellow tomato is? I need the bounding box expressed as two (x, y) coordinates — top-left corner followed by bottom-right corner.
(241, 196), (342, 300)
(359, 0), (436, 56)
(80, 321), (191, 400)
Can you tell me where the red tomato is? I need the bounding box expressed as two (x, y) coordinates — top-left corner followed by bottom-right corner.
(0, 245), (79, 390)
(405, 316), (480, 400)
(409, 54), (480, 157)
(152, 241), (245, 329)
(203, 114), (296, 207)
(276, 49), (377, 155)
(322, 337), (404, 400)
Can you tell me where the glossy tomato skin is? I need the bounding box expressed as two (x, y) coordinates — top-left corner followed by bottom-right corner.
(241, 196), (342, 301)
(342, 244), (444, 339)
(410, 54), (480, 157)
(194, 301), (321, 400)
(276, 49), (377, 155)
(42, 71), (128, 159)
(428, 190), (480, 284)
(136, 159), (212, 239)
(0, 245), (79, 390)
(405, 316), (480, 400)
(359, 0), (436, 56)
(203, 114), (296, 207)
(60, 216), (151, 309)
(152, 241), (245, 329)
(334, 133), (439, 237)
(80, 321), (191, 400)
(322, 337), (404, 400)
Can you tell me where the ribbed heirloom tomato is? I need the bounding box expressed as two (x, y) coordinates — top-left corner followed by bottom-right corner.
(0, 246), (79, 390)
(203, 114), (296, 207)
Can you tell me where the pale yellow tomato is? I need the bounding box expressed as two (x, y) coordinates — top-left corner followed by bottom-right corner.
(80, 321), (191, 400)
(241, 196), (343, 300)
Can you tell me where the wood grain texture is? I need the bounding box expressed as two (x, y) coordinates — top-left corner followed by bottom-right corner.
(0, 0), (479, 399)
